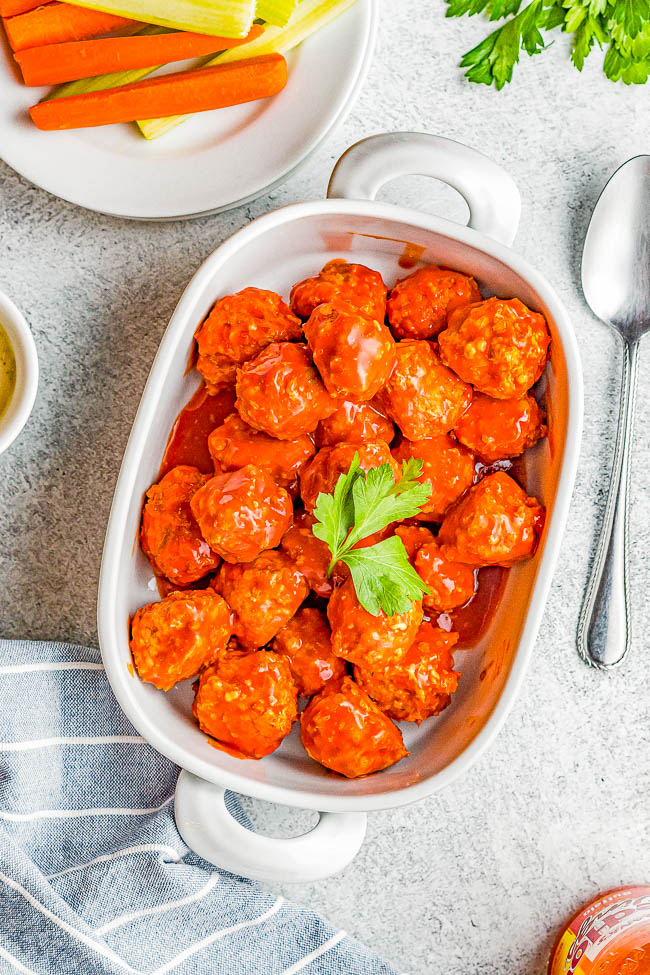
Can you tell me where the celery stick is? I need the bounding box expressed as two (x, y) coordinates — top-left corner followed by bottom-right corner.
(65, 0), (255, 37)
(44, 65), (159, 100)
(42, 25), (169, 101)
(255, 0), (297, 27)
(137, 0), (359, 140)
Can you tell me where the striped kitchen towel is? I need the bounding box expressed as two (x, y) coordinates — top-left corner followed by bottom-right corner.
(0, 640), (397, 975)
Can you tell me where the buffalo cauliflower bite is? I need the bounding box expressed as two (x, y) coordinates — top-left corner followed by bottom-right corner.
(130, 589), (233, 692)
(193, 644), (298, 759)
(354, 623), (459, 724)
(235, 342), (338, 440)
(375, 340), (472, 440)
(300, 441), (400, 513)
(438, 297), (551, 399)
(315, 399), (395, 448)
(208, 412), (315, 492)
(327, 577), (423, 668)
(290, 259), (387, 322)
(300, 676), (407, 778)
(272, 607), (345, 697)
(190, 465), (292, 564)
(279, 510), (340, 598)
(438, 471), (544, 566)
(195, 287), (302, 393)
(303, 299), (396, 401)
(415, 541), (477, 612)
(140, 466), (220, 586)
(393, 523), (436, 562)
(392, 434), (475, 521)
(212, 550), (309, 648)
(387, 265), (481, 340)
(453, 391), (546, 462)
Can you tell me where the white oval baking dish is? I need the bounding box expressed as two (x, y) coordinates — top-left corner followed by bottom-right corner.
(98, 133), (583, 882)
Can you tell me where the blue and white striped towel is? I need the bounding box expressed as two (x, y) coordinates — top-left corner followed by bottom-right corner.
(0, 640), (398, 975)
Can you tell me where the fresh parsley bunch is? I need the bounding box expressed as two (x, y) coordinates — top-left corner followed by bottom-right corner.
(312, 454), (432, 617)
(446, 0), (650, 87)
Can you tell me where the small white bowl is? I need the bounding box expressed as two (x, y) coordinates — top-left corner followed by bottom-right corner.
(0, 290), (38, 455)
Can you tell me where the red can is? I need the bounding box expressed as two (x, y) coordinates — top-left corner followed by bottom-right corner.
(548, 886), (650, 974)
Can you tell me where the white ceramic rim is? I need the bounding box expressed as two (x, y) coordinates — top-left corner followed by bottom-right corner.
(0, 290), (38, 455)
(98, 194), (584, 813)
(0, 0), (377, 222)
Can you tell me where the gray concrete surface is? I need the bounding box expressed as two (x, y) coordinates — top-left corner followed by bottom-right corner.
(0, 2), (648, 972)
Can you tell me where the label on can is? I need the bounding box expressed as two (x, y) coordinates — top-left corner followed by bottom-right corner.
(548, 887), (650, 975)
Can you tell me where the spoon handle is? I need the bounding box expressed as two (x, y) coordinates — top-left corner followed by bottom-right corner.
(577, 339), (640, 669)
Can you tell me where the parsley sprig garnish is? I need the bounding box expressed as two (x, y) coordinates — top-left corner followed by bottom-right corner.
(446, 0), (649, 87)
(312, 455), (432, 617)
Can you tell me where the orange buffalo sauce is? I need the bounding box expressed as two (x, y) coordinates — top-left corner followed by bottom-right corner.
(548, 887), (650, 975)
(433, 565), (506, 648)
(159, 384), (235, 476)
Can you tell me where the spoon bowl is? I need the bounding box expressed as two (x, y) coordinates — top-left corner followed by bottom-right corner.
(582, 155), (650, 339)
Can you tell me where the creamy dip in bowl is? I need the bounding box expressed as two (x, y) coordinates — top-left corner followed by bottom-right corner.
(0, 291), (38, 456)
(0, 321), (17, 420)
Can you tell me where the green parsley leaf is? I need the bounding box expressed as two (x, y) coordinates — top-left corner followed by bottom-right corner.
(459, 0), (548, 88)
(446, 0), (523, 20)
(564, 0), (587, 33)
(571, 13), (607, 69)
(345, 459), (431, 549)
(488, 0), (526, 19)
(394, 457), (428, 494)
(604, 12), (650, 81)
(604, 41), (650, 81)
(448, 0), (649, 86)
(612, 0), (649, 39)
(545, 4), (566, 29)
(310, 457), (433, 616)
(586, 0), (610, 17)
(341, 536), (432, 617)
(447, 0), (491, 16)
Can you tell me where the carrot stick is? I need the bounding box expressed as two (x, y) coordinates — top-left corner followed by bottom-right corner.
(29, 51), (286, 129)
(0, 0), (43, 19)
(16, 22), (263, 84)
(3, 2), (136, 51)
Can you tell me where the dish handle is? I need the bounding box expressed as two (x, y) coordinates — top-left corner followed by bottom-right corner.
(174, 770), (368, 883)
(328, 132), (521, 247)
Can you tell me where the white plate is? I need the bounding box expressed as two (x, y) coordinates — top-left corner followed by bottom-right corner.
(0, 0), (375, 220)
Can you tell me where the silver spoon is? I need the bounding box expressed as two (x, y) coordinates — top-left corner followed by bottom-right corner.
(577, 155), (650, 670)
